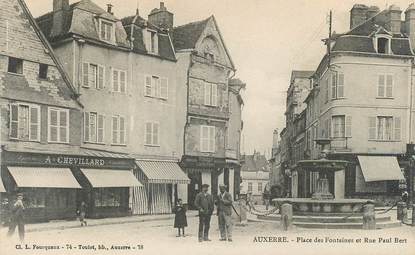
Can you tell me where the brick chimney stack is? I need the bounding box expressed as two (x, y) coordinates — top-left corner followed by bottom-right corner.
(386, 5), (402, 34)
(405, 4), (415, 49)
(366, 6), (380, 20)
(51, 0), (70, 38)
(148, 2), (174, 32)
(350, 4), (369, 29)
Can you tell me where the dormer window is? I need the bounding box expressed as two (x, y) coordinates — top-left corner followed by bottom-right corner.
(145, 30), (158, 54)
(100, 20), (114, 42)
(374, 35), (391, 54)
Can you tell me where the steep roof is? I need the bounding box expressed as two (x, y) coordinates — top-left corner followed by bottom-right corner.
(14, 0), (81, 107)
(121, 14), (176, 61)
(172, 18), (210, 50)
(290, 70), (314, 84)
(241, 154), (269, 172)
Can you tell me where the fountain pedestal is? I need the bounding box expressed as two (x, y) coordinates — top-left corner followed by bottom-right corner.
(311, 176), (333, 200)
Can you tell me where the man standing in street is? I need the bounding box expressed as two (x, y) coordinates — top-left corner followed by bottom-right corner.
(217, 184), (233, 242)
(194, 184), (214, 242)
(7, 193), (25, 242)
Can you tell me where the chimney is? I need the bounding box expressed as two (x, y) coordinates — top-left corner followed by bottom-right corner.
(405, 4), (415, 49)
(366, 6), (380, 20)
(272, 129), (279, 150)
(107, 4), (114, 15)
(386, 5), (402, 34)
(350, 4), (369, 29)
(148, 2), (174, 32)
(51, 0), (70, 38)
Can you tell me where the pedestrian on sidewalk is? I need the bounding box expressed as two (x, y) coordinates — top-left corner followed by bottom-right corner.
(7, 193), (25, 242)
(216, 184), (233, 242)
(77, 201), (88, 227)
(1, 198), (10, 228)
(194, 184), (214, 242)
(173, 199), (187, 237)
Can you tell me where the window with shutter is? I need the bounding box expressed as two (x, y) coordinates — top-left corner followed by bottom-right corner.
(119, 117), (125, 144)
(145, 122), (153, 145)
(160, 78), (168, 99)
(394, 117), (401, 141)
(49, 109), (58, 142)
(211, 84), (218, 106)
(84, 112), (90, 142)
(386, 74), (393, 98)
(209, 126), (216, 152)
(345, 116), (352, 137)
(378, 75), (385, 97)
(332, 115), (345, 138)
(145, 76), (152, 96)
(331, 73), (337, 99)
(204, 82), (211, 105)
(89, 113), (97, 142)
(337, 73), (344, 98)
(10, 104), (19, 139)
(59, 110), (68, 142)
(368, 117), (376, 140)
(29, 106), (40, 141)
(120, 71), (126, 93)
(97, 115), (104, 143)
(82, 63), (89, 87)
(113, 70), (119, 92)
(144, 122), (159, 146)
(152, 123), (159, 145)
(97, 65), (104, 89)
(89, 64), (97, 88)
(112, 116), (118, 144)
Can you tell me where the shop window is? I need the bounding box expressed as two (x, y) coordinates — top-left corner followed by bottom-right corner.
(8, 57), (23, 74)
(94, 188), (122, 207)
(39, 63), (48, 79)
(26, 189), (46, 208)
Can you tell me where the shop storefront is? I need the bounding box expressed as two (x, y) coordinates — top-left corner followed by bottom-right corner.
(1, 149), (141, 222)
(181, 156), (228, 209)
(132, 160), (190, 215)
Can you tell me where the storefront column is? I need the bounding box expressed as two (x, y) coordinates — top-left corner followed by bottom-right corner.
(229, 168), (235, 198)
(218, 169), (225, 187)
(291, 171), (298, 198)
(202, 171), (212, 193)
(334, 169), (345, 199)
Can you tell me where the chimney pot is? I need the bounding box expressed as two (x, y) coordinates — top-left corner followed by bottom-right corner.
(107, 3), (113, 14)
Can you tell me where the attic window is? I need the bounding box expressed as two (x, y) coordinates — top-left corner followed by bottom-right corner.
(376, 37), (390, 54)
(100, 20), (113, 42)
(8, 57), (23, 74)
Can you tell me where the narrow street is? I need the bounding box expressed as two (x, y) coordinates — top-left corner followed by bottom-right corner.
(1, 216), (414, 255)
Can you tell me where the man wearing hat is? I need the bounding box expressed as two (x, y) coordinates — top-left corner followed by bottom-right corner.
(7, 193), (25, 242)
(217, 184), (233, 241)
(194, 184), (214, 242)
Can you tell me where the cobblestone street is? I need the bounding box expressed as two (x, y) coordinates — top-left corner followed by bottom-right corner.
(1, 215), (414, 255)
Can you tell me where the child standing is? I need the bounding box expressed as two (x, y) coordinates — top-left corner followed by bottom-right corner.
(173, 199), (187, 237)
(77, 201), (87, 227)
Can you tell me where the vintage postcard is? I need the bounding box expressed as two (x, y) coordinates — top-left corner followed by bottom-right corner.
(0, 0), (414, 254)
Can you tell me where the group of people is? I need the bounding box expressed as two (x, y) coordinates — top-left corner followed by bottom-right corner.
(173, 184), (234, 242)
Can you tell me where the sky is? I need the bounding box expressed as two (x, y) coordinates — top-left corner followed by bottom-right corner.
(26, 0), (413, 157)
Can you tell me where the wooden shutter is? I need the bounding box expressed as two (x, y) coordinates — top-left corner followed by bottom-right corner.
(211, 83), (218, 106)
(368, 116), (377, 140)
(144, 75), (152, 96)
(49, 109), (58, 142)
(209, 126), (216, 152)
(386, 74), (393, 98)
(84, 112), (90, 142)
(119, 116), (125, 144)
(204, 82), (211, 105)
(59, 110), (68, 142)
(345, 116), (352, 137)
(152, 123), (159, 145)
(98, 65), (104, 89)
(331, 73), (337, 99)
(10, 104), (18, 139)
(113, 70), (119, 92)
(82, 63), (89, 87)
(29, 106), (40, 141)
(120, 71), (126, 93)
(160, 78), (168, 99)
(112, 116), (118, 144)
(394, 116), (401, 141)
(337, 73), (344, 98)
(145, 122), (153, 144)
(378, 75), (385, 97)
(97, 114), (104, 143)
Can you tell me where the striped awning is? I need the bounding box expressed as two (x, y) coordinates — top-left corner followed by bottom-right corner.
(8, 167), (81, 188)
(136, 160), (190, 184)
(0, 178), (5, 192)
(81, 169), (142, 188)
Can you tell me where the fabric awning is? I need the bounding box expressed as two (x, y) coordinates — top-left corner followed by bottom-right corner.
(7, 167), (81, 188)
(81, 169), (142, 188)
(357, 156), (405, 182)
(136, 160), (190, 184)
(0, 178), (6, 192)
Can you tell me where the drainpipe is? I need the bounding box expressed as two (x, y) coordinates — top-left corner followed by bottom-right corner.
(183, 53), (195, 159)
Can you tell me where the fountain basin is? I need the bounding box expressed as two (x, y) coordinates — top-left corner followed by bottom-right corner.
(273, 198), (373, 215)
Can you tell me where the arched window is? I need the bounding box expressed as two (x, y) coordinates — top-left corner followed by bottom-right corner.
(375, 36), (391, 54)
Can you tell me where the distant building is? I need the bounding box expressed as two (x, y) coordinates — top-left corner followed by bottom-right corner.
(240, 152), (270, 204)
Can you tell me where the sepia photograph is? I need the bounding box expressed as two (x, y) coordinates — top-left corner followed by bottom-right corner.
(0, 0), (414, 254)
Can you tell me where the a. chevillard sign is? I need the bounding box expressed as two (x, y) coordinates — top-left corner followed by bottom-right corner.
(45, 156), (105, 166)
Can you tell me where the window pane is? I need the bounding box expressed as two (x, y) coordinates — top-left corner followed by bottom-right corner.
(90, 113), (97, 142)
(90, 64), (97, 87)
(120, 71), (126, 93)
(152, 123), (158, 145)
(119, 117), (125, 144)
(50, 110), (58, 126)
(50, 126), (58, 141)
(112, 117), (118, 144)
(113, 71), (119, 92)
(18, 105), (29, 139)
